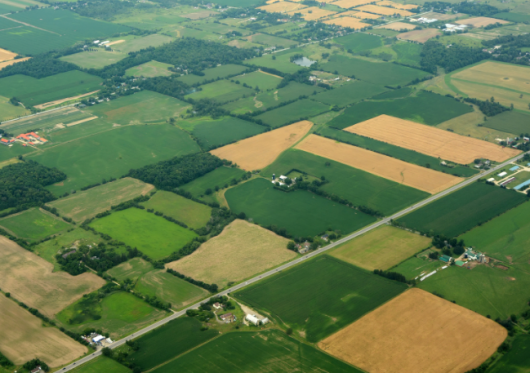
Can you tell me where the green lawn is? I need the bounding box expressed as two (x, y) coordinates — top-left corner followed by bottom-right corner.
(233, 70), (282, 91)
(235, 256), (406, 342)
(185, 80), (254, 104)
(125, 60), (174, 78)
(179, 166), (246, 199)
(0, 208), (70, 241)
(332, 33), (382, 52)
(189, 116), (265, 150)
(107, 258), (154, 283)
(483, 111), (530, 135)
(90, 208), (198, 260)
(176, 64), (248, 86)
(311, 81), (388, 107)
(69, 357), (131, 373)
(255, 99), (330, 128)
(488, 334), (530, 373)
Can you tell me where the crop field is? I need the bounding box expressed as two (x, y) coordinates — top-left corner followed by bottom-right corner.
(0, 95), (30, 122)
(227, 178), (376, 238)
(179, 166), (246, 199)
(0, 295), (87, 368)
(0, 142), (34, 162)
(140, 191), (211, 229)
(397, 182), (527, 237)
(186, 80), (254, 104)
(246, 50), (305, 74)
(262, 149), (429, 216)
(113, 34), (174, 53)
(345, 115), (520, 164)
(48, 178), (154, 223)
(482, 110), (530, 134)
(151, 329), (362, 373)
(392, 42), (422, 66)
(125, 60), (174, 78)
(311, 81), (387, 107)
(0, 71), (102, 107)
(107, 258), (153, 283)
(134, 270), (208, 309)
(177, 64), (247, 85)
(391, 254), (443, 280)
(380, 21), (416, 31)
(332, 0), (373, 8)
(488, 334), (530, 373)
(0, 236), (104, 317)
(245, 33), (298, 48)
(167, 220), (295, 288)
(190, 117), (265, 150)
(286, 6), (336, 21)
(211, 120), (312, 171)
(330, 225), (430, 270)
(351, 11), (383, 19)
(494, 11), (530, 22)
(234, 70), (282, 91)
(397, 28), (440, 43)
(258, 1), (306, 13)
(329, 90), (474, 127)
(324, 17), (370, 29)
(90, 208), (198, 261)
(0, 26), (84, 55)
(56, 291), (166, 339)
(60, 50), (127, 69)
(31, 124), (199, 195)
(456, 16), (509, 27)
(332, 33), (382, 52)
(235, 256), (406, 342)
(296, 135), (463, 194)
(255, 99), (329, 128)
(319, 288), (507, 373)
(0, 47), (16, 61)
(322, 55), (429, 86)
(357, 4), (414, 16)
(0, 208), (71, 241)
(69, 357), (131, 373)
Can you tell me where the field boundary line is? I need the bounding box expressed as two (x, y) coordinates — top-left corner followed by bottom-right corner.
(0, 14), (61, 35)
(0, 103), (78, 126)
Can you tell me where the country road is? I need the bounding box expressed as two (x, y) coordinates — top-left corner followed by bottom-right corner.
(59, 151), (528, 372)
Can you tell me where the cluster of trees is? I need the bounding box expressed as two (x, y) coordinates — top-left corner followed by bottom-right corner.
(420, 40), (489, 74)
(23, 359), (50, 372)
(423, 1), (505, 16)
(0, 55), (77, 78)
(373, 269), (414, 285)
(58, 0), (150, 21)
(463, 97), (509, 116)
(167, 268), (218, 292)
(133, 292), (171, 311)
(432, 235), (466, 256)
(0, 160), (66, 211)
(0, 351), (12, 368)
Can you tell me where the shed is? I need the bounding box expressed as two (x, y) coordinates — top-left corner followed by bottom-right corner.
(497, 171), (507, 177)
(455, 260), (465, 267)
(509, 165), (520, 172)
(246, 314), (260, 326)
(440, 255), (452, 263)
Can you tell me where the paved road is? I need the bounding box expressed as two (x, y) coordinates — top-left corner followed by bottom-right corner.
(59, 151), (528, 371)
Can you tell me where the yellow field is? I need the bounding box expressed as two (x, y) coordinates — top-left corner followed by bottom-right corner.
(378, 0), (418, 9)
(345, 115), (520, 164)
(319, 288), (507, 373)
(258, 1), (306, 13)
(453, 79), (530, 112)
(0, 57), (30, 71)
(0, 236), (105, 318)
(456, 16), (508, 27)
(287, 6), (336, 20)
(379, 21), (416, 30)
(357, 4), (414, 15)
(324, 16), (371, 28)
(296, 135), (463, 193)
(397, 28), (440, 42)
(210, 120), (312, 171)
(330, 225), (430, 271)
(350, 11), (382, 19)
(331, 0), (376, 8)
(0, 295), (87, 367)
(166, 220), (295, 288)
(0, 48), (16, 62)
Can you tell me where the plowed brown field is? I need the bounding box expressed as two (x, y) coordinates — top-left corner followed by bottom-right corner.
(397, 28), (440, 42)
(210, 120), (312, 171)
(318, 288), (507, 373)
(456, 17), (508, 27)
(295, 134), (463, 193)
(345, 114), (520, 164)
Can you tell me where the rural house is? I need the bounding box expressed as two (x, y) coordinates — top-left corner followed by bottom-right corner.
(220, 313), (235, 323)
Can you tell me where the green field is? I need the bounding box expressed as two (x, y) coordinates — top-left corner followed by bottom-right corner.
(372, 87), (413, 100)
(333, 33), (382, 52)
(234, 70), (282, 91)
(107, 258), (154, 283)
(0, 208), (70, 241)
(179, 166), (246, 201)
(0, 71), (102, 107)
(262, 149), (429, 216)
(90, 208), (198, 260)
(255, 99), (329, 128)
(483, 111), (530, 135)
(322, 55), (429, 86)
(246, 50), (305, 74)
(247, 33), (298, 48)
(391, 254), (444, 280)
(494, 11), (530, 22)
(0, 26), (84, 55)
(0, 95), (30, 122)
(328, 90), (474, 128)
(0, 142), (34, 162)
(317, 127), (478, 176)
(124, 317), (219, 371)
(69, 357), (131, 373)
(235, 256), (406, 342)
(30, 124), (199, 195)
(311, 81), (387, 107)
(60, 50), (127, 69)
(125, 60), (174, 78)
(190, 117), (265, 149)
(177, 64), (247, 85)
(392, 42), (423, 67)
(397, 183), (527, 237)
(418, 264), (530, 320)
(488, 334), (530, 373)
(140, 191), (212, 229)
(186, 80), (254, 104)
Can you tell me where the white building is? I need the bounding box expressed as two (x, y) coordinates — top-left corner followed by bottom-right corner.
(245, 314), (269, 326)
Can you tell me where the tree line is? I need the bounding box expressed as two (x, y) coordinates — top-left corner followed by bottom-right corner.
(420, 40), (489, 74)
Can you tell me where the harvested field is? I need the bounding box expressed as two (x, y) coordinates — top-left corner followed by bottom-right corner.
(456, 17), (508, 27)
(34, 90), (99, 110)
(332, 0), (375, 9)
(345, 114), (520, 164)
(107, 39), (125, 46)
(0, 47), (16, 62)
(422, 12), (464, 21)
(210, 120), (312, 171)
(287, 7), (336, 20)
(258, 1), (306, 13)
(324, 17), (371, 29)
(350, 11), (382, 19)
(0, 295), (87, 367)
(0, 57), (30, 71)
(318, 288), (507, 373)
(166, 220), (296, 288)
(0, 236), (105, 318)
(379, 21), (416, 31)
(295, 135), (463, 194)
(377, 1), (418, 9)
(357, 4), (413, 16)
(397, 28), (440, 43)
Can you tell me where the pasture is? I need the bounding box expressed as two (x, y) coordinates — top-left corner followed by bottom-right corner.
(190, 116), (265, 150)
(311, 81), (387, 107)
(0, 95), (29, 122)
(246, 50), (305, 74)
(235, 256), (406, 342)
(234, 70), (282, 91)
(107, 258), (153, 283)
(488, 334), (530, 373)
(177, 64), (247, 86)
(0, 208), (70, 241)
(330, 225), (430, 270)
(296, 135), (463, 194)
(150, 330), (363, 373)
(210, 120), (312, 171)
(125, 60), (174, 78)
(494, 11), (530, 23)
(69, 357), (131, 373)
(391, 254), (444, 280)
(167, 220), (295, 288)
(179, 166), (246, 199)
(0, 295), (87, 368)
(185, 80), (254, 104)
(140, 191), (211, 229)
(332, 33), (382, 52)
(0, 142), (34, 162)
(483, 110), (530, 135)
(89, 208), (198, 261)
(226, 178), (376, 238)
(262, 149), (429, 216)
(397, 182), (527, 237)
(255, 99), (329, 128)
(357, 4), (413, 15)
(48, 178), (154, 223)
(0, 236), (104, 317)
(319, 289), (506, 373)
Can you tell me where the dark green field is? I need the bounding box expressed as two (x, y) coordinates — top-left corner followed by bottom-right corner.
(191, 117), (265, 149)
(186, 80), (254, 104)
(332, 33), (382, 52)
(262, 148), (429, 216)
(482, 111), (530, 135)
(0, 208), (71, 241)
(69, 357), (131, 373)
(255, 99), (329, 128)
(328, 90), (474, 127)
(392, 42), (422, 67)
(372, 87), (412, 100)
(177, 64), (248, 85)
(311, 81), (387, 107)
(317, 127), (478, 177)
(397, 182), (527, 237)
(488, 334), (530, 373)
(179, 166), (246, 200)
(235, 256), (406, 342)
(494, 12), (530, 23)
(151, 330), (363, 373)
(226, 178), (376, 238)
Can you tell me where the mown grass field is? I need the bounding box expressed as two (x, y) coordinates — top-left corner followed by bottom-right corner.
(179, 166), (246, 199)
(397, 183), (527, 237)
(190, 117), (265, 150)
(488, 334), (530, 373)
(234, 70), (282, 91)
(186, 80), (254, 104)
(177, 64), (247, 85)
(255, 99), (329, 128)
(125, 60), (174, 78)
(0, 208), (70, 241)
(0, 95), (30, 122)
(392, 42), (422, 67)
(391, 254), (443, 280)
(89, 208), (198, 260)
(262, 149), (429, 216)
(69, 357), (131, 373)
(332, 33), (382, 52)
(483, 110), (530, 135)
(311, 81), (387, 107)
(140, 191), (211, 229)
(107, 258), (153, 283)
(226, 178), (377, 238)
(235, 256), (406, 342)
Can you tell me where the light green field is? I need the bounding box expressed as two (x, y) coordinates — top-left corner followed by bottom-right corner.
(391, 253), (444, 280)
(0, 208), (70, 241)
(69, 357), (131, 373)
(112, 34), (175, 54)
(125, 60), (174, 78)
(234, 70), (282, 91)
(0, 95), (30, 122)
(112, 7), (193, 30)
(176, 64), (247, 85)
(140, 191), (211, 229)
(0, 142), (34, 162)
(179, 166), (246, 200)
(186, 80), (254, 104)
(107, 258), (153, 283)
(89, 208), (198, 261)
(247, 49), (306, 74)
(60, 50), (127, 69)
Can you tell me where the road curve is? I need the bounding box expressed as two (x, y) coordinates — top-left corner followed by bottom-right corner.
(59, 151), (528, 372)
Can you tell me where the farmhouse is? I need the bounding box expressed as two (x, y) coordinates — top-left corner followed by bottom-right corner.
(16, 132), (48, 145)
(220, 313), (235, 323)
(213, 302), (222, 310)
(30, 367), (42, 373)
(0, 138), (15, 146)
